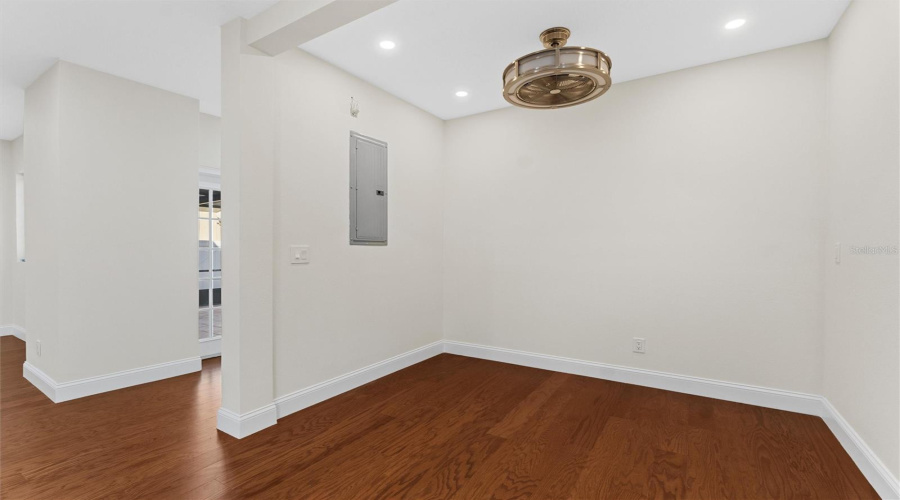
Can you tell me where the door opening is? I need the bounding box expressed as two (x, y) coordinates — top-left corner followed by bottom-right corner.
(198, 186), (222, 355)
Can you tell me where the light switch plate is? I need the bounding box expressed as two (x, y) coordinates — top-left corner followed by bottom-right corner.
(290, 245), (310, 265)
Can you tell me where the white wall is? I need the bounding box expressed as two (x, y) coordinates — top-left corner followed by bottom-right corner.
(271, 49), (444, 397)
(823, 0), (900, 479)
(443, 41), (828, 394)
(219, 21), (278, 416)
(199, 112), (221, 171)
(0, 139), (11, 327)
(24, 64), (62, 377)
(0, 135), (25, 329)
(25, 61), (199, 382)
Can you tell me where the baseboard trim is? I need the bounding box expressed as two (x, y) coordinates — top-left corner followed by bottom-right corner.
(217, 404), (277, 439)
(274, 340), (444, 419)
(820, 398), (900, 500)
(23, 356), (202, 403)
(0, 325), (26, 341)
(22, 361), (58, 402)
(443, 340), (824, 415)
(199, 336), (221, 359)
(442, 340), (899, 500)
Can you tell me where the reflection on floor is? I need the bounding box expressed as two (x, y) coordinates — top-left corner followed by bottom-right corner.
(198, 307), (222, 339)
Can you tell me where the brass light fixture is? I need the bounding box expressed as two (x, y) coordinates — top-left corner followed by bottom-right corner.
(502, 27), (612, 109)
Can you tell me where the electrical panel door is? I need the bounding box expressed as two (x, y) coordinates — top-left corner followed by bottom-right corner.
(350, 132), (388, 245)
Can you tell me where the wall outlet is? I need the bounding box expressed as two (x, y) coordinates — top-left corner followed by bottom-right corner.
(35, 340), (41, 356)
(632, 337), (646, 354)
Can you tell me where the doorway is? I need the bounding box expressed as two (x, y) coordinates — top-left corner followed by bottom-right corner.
(198, 186), (222, 357)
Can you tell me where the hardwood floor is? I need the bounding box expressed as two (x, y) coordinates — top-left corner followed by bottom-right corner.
(0, 336), (878, 499)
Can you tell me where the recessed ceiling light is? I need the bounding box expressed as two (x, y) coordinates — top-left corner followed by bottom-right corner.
(379, 40), (396, 50)
(455, 91), (469, 97)
(724, 19), (746, 30)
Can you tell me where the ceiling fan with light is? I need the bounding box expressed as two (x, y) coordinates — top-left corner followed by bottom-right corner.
(502, 27), (612, 109)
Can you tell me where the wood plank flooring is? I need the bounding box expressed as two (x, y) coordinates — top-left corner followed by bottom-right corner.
(0, 336), (878, 499)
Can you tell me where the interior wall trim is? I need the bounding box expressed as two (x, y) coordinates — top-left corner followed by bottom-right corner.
(443, 340), (823, 414)
(442, 340), (899, 500)
(216, 404), (278, 439)
(21, 361), (57, 402)
(22, 356), (201, 404)
(198, 167), (221, 186)
(274, 340), (444, 420)
(820, 398), (900, 500)
(199, 336), (221, 359)
(0, 325), (26, 341)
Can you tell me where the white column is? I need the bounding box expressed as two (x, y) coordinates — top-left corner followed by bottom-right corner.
(216, 0), (399, 438)
(216, 18), (278, 438)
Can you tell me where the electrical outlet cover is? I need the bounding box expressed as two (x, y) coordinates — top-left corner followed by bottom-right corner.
(633, 337), (646, 353)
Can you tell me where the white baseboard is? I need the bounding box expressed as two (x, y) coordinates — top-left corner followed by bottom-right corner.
(216, 340), (444, 439)
(23, 356), (201, 403)
(0, 325), (26, 341)
(274, 340), (444, 419)
(443, 341), (824, 416)
(200, 336), (221, 359)
(217, 404), (277, 439)
(820, 398), (900, 500)
(22, 361), (58, 401)
(443, 340), (899, 500)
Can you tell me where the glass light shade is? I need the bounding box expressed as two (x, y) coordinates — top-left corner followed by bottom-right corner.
(519, 51), (555, 74)
(559, 49), (597, 68)
(502, 46), (612, 109)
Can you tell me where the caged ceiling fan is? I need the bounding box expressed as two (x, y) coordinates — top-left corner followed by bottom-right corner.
(502, 27), (612, 109)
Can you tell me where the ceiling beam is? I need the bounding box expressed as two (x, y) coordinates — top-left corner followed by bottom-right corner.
(246, 0), (398, 56)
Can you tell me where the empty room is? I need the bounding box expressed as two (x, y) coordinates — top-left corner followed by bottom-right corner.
(0, 0), (898, 498)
